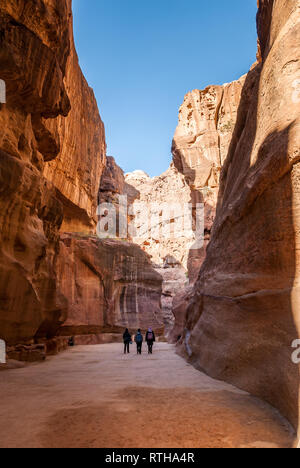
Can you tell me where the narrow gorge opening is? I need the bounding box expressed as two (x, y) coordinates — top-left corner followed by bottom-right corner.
(0, 0), (299, 450)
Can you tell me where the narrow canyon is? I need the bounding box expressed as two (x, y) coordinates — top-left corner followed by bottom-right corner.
(0, 0), (299, 449)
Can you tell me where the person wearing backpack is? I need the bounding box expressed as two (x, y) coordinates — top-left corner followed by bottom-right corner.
(123, 328), (132, 354)
(145, 328), (156, 354)
(135, 329), (143, 354)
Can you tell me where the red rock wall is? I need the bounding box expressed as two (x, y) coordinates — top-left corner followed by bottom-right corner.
(177, 0), (300, 436)
(169, 73), (246, 342)
(43, 8), (106, 233)
(1, 2), (106, 234)
(0, 0), (73, 346)
(172, 77), (245, 282)
(124, 166), (192, 334)
(56, 235), (163, 336)
(0, 0), (162, 351)
(0, 0), (106, 347)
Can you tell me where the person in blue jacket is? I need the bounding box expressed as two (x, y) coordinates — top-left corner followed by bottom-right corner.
(135, 329), (143, 354)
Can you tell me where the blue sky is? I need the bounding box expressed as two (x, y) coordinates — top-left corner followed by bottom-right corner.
(72, 0), (258, 177)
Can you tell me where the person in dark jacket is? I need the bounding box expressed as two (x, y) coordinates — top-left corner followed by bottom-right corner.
(68, 336), (75, 347)
(123, 329), (132, 354)
(145, 328), (156, 354)
(135, 329), (143, 355)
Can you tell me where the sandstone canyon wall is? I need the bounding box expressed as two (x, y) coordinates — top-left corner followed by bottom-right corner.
(56, 234), (163, 338)
(0, 0), (74, 347)
(169, 73), (246, 341)
(125, 166), (194, 269)
(124, 76), (246, 334)
(0, 0), (163, 356)
(98, 158), (164, 333)
(176, 0), (300, 437)
(172, 76), (245, 282)
(43, 8), (107, 234)
(124, 167), (190, 332)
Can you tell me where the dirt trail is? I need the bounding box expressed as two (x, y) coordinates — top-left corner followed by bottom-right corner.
(0, 343), (295, 448)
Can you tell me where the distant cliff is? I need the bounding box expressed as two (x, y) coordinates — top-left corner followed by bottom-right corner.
(172, 76), (245, 282)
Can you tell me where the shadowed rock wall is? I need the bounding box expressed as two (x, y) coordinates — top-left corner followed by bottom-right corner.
(175, 0), (300, 438)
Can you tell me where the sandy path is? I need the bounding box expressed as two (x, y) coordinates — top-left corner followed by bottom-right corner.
(0, 343), (295, 448)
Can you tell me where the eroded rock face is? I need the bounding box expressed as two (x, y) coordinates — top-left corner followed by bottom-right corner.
(125, 165), (195, 268)
(172, 76), (245, 282)
(169, 72), (246, 340)
(98, 156), (136, 238)
(0, 0), (72, 346)
(172, 79), (245, 187)
(99, 156), (125, 202)
(177, 0), (300, 435)
(0, 149), (66, 346)
(0, 1), (106, 235)
(170, 286), (194, 343)
(156, 266), (188, 334)
(125, 80), (246, 333)
(56, 234), (163, 337)
(125, 165), (192, 331)
(43, 4), (106, 233)
(0, 0), (106, 349)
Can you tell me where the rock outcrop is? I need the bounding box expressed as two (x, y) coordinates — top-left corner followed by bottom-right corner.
(0, 0), (75, 346)
(125, 165), (194, 268)
(0, 1), (163, 356)
(99, 156), (126, 206)
(168, 69), (246, 340)
(43, 9), (106, 233)
(172, 76), (245, 282)
(56, 234), (163, 337)
(0, 2), (106, 235)
(125, 165), (191, 332)
(98, 156), (139, 238)
(125, 78), (246, 333)
(176, 0), (300, 437)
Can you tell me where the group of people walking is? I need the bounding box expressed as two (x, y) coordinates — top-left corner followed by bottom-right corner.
(123, 328), (156, 355)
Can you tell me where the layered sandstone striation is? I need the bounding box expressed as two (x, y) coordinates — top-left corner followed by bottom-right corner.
(99, 156), (126, 206)
(0, 1), (165, 357)
(0, 2), (106, 234)
(98, 156), (140, 238)
(176, 0), (300, 437)
(172, 76), (245, 282)
(43, 11), (106, 233)
(56, 234), (163, 337)
(125, 80), (245, 333)
(0, 0), (74, 346)
(169, 71), (246, 341)
(125, 165), (194, 268)
(125, 166), (191, 332)
(172, 79), (245, 187)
